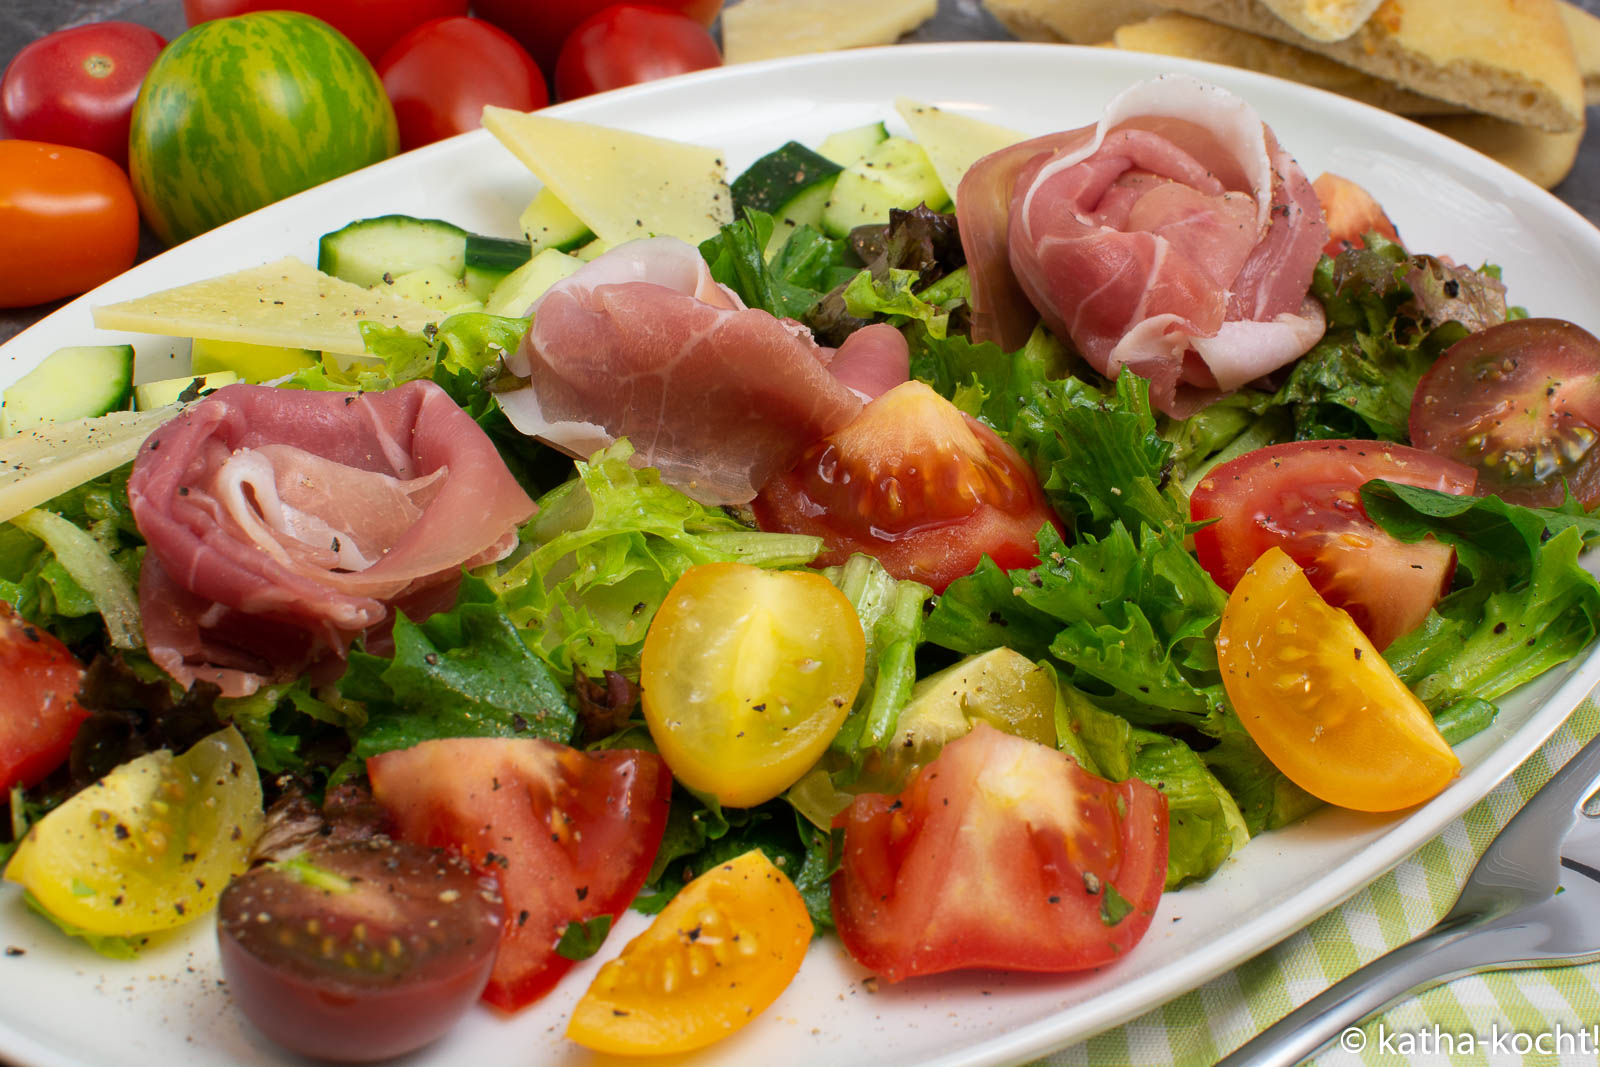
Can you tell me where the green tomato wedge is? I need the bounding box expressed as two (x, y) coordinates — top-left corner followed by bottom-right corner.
(5, 727), (263, 937)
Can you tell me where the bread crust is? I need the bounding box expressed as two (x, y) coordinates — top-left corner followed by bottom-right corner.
(1112, 13), (1466, 114)
(1158, 0), (1585, 131)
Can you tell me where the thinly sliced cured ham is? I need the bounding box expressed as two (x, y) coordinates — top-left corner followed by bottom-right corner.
(959, 75), (1329, 416)
(496, 237), (910, 506)
(129, 381), (534, 697)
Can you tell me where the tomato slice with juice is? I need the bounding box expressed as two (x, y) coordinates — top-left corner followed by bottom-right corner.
(1190, 440), (1477, 651)
(367, 737), (671, 1011)
(753, 380), (1062, 593)
(832, 722), (1167, 982)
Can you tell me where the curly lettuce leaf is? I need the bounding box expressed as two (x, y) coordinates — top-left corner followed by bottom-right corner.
(929, 522), (1229, 736)
(1010, 372), (1188, 537)
(487, 442), (821, 684)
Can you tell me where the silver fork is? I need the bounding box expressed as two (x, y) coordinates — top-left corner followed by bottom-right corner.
(1218, 729), (1600, 1067)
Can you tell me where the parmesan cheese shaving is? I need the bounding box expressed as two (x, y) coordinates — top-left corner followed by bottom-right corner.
(481, 107), (731, 247)
(91, 257), (437, 356)
(0, 407), (176, 524)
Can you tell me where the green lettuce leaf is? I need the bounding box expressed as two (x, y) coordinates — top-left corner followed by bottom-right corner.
(1363, 481), (1600, 714)
(343, 575), (576, 757)
(1056, 684), (1249, 888)
(487, 442), (821, 683)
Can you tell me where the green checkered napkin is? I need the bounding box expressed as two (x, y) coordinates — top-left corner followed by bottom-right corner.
(1044, 701), (1600, 1067)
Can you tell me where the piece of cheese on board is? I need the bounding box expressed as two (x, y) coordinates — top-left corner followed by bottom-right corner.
(482, 107), (732, 247)
(723, 0), (938, 64)
(92, 257), (437, 356)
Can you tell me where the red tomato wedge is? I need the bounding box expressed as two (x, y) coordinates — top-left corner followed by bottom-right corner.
(367, 738), (671, 1011)
(1190, 440), (1477, 651)
(1409, 318), (1600, 510)
(1313, 172), (1401, 258)
(752, 380), (1061, 593)
(0, 602), (89, 792)
(832, 722), (1167, 982)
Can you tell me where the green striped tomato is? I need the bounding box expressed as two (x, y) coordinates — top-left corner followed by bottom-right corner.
(129, 11), (398, 246)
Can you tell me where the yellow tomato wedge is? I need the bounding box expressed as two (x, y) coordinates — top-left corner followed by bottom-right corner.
(641, 562), (865, 808)
(5, 726), (263, 936)
(567, 848), (813, 1055)
(1216, 546), (1460, 812)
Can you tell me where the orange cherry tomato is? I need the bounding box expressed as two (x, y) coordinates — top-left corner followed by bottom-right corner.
(1216, 546), (1460, 812)
(0, 140), (139, 308)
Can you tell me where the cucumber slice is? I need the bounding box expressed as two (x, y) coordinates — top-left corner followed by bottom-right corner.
(821, 136), (948, 237)
(519, 187), (595, 254)
(191, 338), (317, 382)
(733, 141), (843, 257)
(817, 121), (889, 167)
(484, 249), (585, 317)
(134, 372), (240, 411)
(372, 265), (482, 314)
(2, 345), (134, 436)
(463, 235), (534, 301)
(318, 215), (470, 288)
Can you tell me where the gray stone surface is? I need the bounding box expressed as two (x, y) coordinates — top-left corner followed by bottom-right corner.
(2, 0), (1597, 342)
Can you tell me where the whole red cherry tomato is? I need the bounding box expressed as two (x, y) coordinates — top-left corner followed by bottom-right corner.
(555, 4), (722, 101)
(474, 0), (722, 72)
(378, 17), (548, 150)
(181, 0), (468, 63)
(0, 140), (140, 308)
(0, 21), (166, 167)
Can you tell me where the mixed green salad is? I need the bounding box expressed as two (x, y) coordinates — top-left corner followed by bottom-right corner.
(0, 91), (1599, 1064)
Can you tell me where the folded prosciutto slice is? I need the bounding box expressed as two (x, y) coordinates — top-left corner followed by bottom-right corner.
(496, 237), (910, 505)
(960, 75), (1330, 416)
(129, 381), (534, 697)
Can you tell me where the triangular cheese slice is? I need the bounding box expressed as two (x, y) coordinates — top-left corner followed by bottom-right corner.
(895, 99), (1026, 209)
(92, 257), (437, 356)
(0, 407), (177, 523)
(482, 107), (732, 247)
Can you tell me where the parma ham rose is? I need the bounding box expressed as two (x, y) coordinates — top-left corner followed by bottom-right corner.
(495, 237), (909, 506)
(129, 381), (535, 697)
(960, 75), (1329, 417)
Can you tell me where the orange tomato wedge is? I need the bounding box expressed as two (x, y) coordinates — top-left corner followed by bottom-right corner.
(566, 848), (812, 1055)
(1216, 546), (1460, 811)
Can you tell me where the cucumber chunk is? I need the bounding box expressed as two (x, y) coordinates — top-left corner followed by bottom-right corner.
(2, 345), (134, 436)
(484, 249), (584, 317)
(733, 141), (843, 257)
(463, 235), (534, 301)
(134, 372), (240, 411)
(318, 216), (469, 288)
(817, 121), (889, 167)
(821, 136), (948, 237)
(519, 188), (595, 254)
